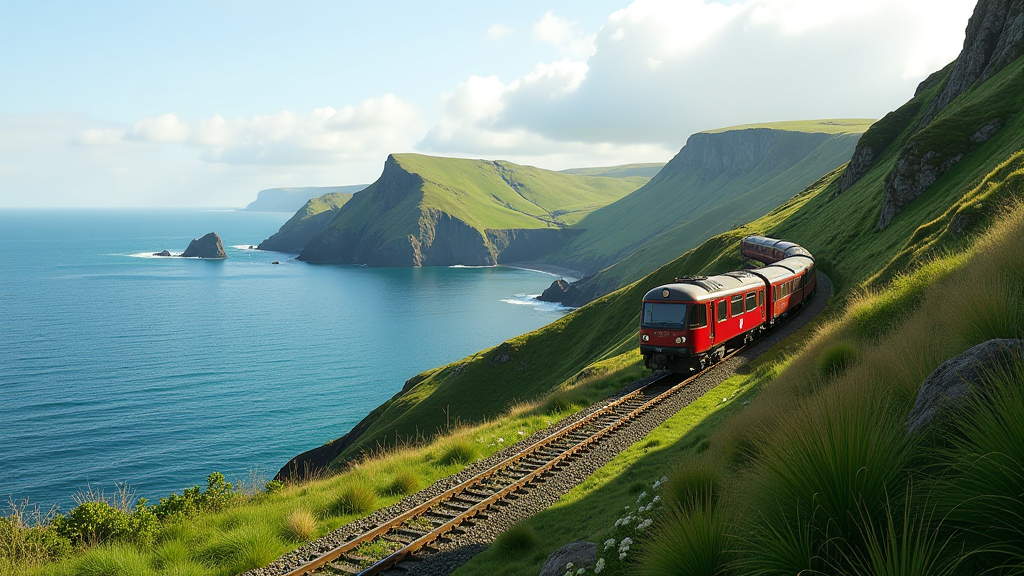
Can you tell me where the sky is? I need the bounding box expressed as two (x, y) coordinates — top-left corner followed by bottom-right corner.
(0, 0), (977, 208)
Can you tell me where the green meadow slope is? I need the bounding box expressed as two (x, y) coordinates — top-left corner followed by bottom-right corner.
(537, 120), (871, 305)
(296, 154), (642, 267)
(257, 192), (354, 253)
(283, 49), (1024, 475)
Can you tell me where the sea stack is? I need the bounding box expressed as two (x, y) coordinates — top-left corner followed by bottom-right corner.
(181, 233), (227, 259)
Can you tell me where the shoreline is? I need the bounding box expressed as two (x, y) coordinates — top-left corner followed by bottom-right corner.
(501, 261), (584, 282)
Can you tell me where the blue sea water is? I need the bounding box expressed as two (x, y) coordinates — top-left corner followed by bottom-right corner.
(0, 209), (570, 511)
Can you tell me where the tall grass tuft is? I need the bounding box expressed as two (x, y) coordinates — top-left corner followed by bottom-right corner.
(283, 509), (318, 542)
(492, 522), (537, 556)
(663, 458), (723, 513)
(745, 386), (911, 571)
(636, 504), (732, 576)
(438, 440), (477, 466)
(75, 544), (155, 576)
(817, 341), (859, 378)
(941, 359), (1024, 572)
(200, 523), (285, 574)
(330, 484), (376, 516)
(957, 276), (1024, 344)
(383, 470), (420, 496)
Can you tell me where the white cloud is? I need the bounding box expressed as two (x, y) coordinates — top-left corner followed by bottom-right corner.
(426, 0), (975, 152)
(486, 24), (512, 40)
(82, 95), (424, 166)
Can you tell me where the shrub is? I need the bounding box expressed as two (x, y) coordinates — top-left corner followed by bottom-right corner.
(52, 499), (155, 546)
(818, 342), (859, 378)
(439, 440), (477, 466)
(636, 505), (732, 576)
(330, 484), (376, 516)
(283, 509), (318, 542)
(383, 471), (420, 496)
(492, 522), (537, 556)
(263, 480), (285, 495)
(153, 472), (236, 520)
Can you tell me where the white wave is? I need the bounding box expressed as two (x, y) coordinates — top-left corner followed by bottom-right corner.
(230, 244), (261, 250)
(126, 251), (182, 259)
(500, 293), (574, 312)
(449, 264), (497, 269)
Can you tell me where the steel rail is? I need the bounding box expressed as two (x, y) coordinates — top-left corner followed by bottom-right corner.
(283, 345), (747, 576)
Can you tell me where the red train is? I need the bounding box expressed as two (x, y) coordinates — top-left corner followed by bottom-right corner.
(639, 236), (816, 372)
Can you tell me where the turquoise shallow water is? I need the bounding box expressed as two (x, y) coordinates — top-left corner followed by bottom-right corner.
(0, 209), (569, 510)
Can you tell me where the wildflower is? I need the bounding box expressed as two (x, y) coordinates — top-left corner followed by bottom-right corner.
(652, 495), (661, 504)
(722, 397), (728, 402)
(566, 562), (574, 570)
(620, 537), (633, 549)
(624, 505), (630, 510)
(637, 519), (653, 531)
(637, 491), (648, 502)
(518, 430), (525, 436)
(603, 538), (615, 550)
(497, 437), (504, 443)
(576, 569), (586, 575)
(660, 476), (668, 483)
(594, 558), (606, 574)
(652, 480), (661, 489)
(619, 552), (627, 560)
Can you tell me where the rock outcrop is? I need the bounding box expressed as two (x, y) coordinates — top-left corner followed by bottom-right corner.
(921, 0), (1024, 126)
(538, 278), (572, 303)
(873, 0), (1023, 228)
(180, 233), (226, 259)
(153, 250), (172, 257)
(905, 338), (1024, 434)
(538, 541), (597, 576)
(258, 192), (354, 253)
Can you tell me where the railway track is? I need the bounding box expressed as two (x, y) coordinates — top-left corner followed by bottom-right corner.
(283, 347), (746, 576)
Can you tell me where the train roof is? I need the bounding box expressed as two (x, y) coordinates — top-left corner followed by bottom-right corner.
(644, 271), (764, 302)
(749, 257), (813, 282)
(742, 235), (814, 261)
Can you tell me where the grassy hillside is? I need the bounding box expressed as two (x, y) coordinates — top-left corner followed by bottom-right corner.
(257, 192), (354, 253)
(297, 154), (643, 266)
(543, 120), (870, 281)
(559, 162), (666, 185)
(312, 54), (1023, 466)
(244, 185), (366, 212)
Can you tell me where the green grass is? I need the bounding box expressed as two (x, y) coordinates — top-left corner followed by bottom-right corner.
(331, 485), (376, 516)
(559, 162), (665, 180)
(492, 523), (539, 557)
(700, 118), (876, 135)
(257, 191), (353, 253)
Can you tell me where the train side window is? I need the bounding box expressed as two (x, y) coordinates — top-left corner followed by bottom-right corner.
(758, 290), (764, 307)
(731, 295), (743, 316)
(745, 292), (756, 312)
(689, 303), (707, 328)
(717, 300), (728, 321)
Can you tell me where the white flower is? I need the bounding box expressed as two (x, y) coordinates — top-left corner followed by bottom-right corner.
(594, 558), (606, 574)
(497, 437), (504, 443)
(637, 491), (648, 502)
(652, 480), (661, 489)
(624, 505), (630, 510)
(637, 518), (653, 531)
(603, 538), (616, 550)
(620, 537), (634, 548)
(518, 430), (525, 435)
(652, 495), (661, 504)
(619, 552), (627, 560)
(576, 569), (586, 575)
(614, 518), (623, 527)
(566, 562), (574, 569)
(660, 476), (668, 483)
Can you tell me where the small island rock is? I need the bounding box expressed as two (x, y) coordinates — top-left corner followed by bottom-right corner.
(181, 232), (227, 259)
(153, 250), (172, 257)
(537, 278), (571, 303)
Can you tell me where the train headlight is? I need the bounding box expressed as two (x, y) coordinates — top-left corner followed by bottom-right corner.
(642, 334), (650, 342)
(675, 336), (687, 344)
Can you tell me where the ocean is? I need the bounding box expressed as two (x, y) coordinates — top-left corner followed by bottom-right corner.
(0, 209), (571, 510)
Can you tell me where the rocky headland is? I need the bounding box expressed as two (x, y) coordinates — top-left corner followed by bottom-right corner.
(180, 232), (227, 259)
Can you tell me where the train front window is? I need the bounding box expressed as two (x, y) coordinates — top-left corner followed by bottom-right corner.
(688, 303), (707, 328)
(642, 302), (687, 328)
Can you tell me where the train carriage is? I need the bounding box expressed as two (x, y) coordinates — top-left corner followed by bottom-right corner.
(640, 236), (815, 373)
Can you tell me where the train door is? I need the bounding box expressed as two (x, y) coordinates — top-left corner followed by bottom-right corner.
(709, 302), (716, 344)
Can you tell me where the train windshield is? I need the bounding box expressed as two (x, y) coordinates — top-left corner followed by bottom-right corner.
(642, 302), (688, 328)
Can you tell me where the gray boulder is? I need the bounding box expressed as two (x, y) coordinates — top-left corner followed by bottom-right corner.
(906, 338), (1024, 434)
(181, 232), (226, 259)
(538, 540), (596, 576)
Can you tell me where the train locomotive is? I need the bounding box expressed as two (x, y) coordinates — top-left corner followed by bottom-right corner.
(639, 236), (816, 373)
